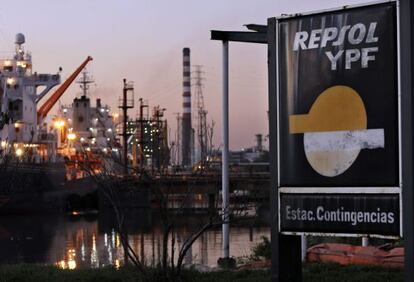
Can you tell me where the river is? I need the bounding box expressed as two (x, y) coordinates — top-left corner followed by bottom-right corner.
(0, 209), (270, 269)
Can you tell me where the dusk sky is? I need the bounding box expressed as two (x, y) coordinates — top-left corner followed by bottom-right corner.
(0, 0), (367, 149)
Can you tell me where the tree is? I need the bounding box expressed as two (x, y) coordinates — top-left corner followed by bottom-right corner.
(80, 151), (253, 282)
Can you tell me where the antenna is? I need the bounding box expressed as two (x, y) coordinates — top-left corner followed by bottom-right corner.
(76, 68), (95, 97)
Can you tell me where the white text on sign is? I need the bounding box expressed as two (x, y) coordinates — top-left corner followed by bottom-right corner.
(292, 22), (379, 70)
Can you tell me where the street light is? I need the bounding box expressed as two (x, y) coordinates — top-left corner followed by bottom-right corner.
(54, 120), (65, 129)
(54, 119), (66, 146)
(67, 133), (76, 141)
(15, 148), (23, 157)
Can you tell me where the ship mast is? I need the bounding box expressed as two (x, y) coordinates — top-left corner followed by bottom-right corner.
(76, 69), (94, 97)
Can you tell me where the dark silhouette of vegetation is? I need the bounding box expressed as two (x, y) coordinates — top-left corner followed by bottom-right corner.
(80, 152), (253, 282)
(251, 236), (271, 260)
(0, 263), (404, 282)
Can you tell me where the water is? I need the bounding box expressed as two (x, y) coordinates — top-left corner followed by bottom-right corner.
(0, 209), (270, 269)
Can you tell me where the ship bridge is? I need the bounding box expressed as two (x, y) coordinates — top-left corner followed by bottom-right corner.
(0, 33), (92, 164)
(0, 33), (61, 144)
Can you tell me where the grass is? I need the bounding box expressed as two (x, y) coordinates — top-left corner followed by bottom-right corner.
(303, 263), (403, 282)
(0, 263), (404, 282)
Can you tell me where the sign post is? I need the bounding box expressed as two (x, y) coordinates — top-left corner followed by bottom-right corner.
(399, 0), (414, 281)
(210, 25), (267, 267)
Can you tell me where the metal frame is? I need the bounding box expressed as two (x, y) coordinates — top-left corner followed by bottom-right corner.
(275, 18), (281, 188)
(210, 26), (267, 262)
(267, 17), (282, 282)
(395, 0), (403, 237)
(398, 0), (413, 280)
(275, 0), (402, 238)
(275, 0), (396, 20)
(279, 187), (400, 194)
(221, 40), (230, 259)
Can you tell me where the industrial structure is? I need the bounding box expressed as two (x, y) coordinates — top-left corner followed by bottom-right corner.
(181, 48), (192, 168)
(0, 33), (270, 223)
(119, 79), (134, 174)
(0, 35), (216, 176)
(174, 49), (216, 171)
(127, 104), (169, 174)
(53, 71), (170, 177)
(193, 65), (208, 163)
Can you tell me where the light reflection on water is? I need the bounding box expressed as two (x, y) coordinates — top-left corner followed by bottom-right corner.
(0, 209), (270, 269)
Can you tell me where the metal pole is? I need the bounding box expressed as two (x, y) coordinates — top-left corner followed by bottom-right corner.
(122, 79), (128, 175)
(139, 98), (144, 173)
(222, 40), (230, 259)
(301, 234), (307, 262)
(400, 0), (414, 281)
(267, 18), (280, 282)
(361, 237), (369, 247)
(268, 17), (302, 282)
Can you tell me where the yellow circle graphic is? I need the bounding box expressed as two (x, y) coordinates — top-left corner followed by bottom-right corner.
(289, 85), (367, 134)
(289, 85), (384, 177)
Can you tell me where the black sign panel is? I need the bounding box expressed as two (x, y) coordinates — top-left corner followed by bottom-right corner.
(276, 2), (401, 236)
(280, 193), (400, 236)
(278, 2), (398, 186)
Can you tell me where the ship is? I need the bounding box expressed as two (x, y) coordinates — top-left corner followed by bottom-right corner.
(0, 33), (97, 214)
(54, 69), (121, 180)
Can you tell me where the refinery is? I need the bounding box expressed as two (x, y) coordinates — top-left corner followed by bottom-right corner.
(0, 33), (269, 214)
(0, 33), (178, 173)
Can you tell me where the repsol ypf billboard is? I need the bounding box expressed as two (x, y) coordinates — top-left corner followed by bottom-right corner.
(276, 2), (400, 236)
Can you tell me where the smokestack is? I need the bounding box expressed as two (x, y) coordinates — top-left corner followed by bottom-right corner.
(255, 134), (263, 152)
(182, 48), (192, 167)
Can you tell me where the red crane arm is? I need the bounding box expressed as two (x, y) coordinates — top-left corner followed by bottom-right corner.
(37, 56), (93, 122)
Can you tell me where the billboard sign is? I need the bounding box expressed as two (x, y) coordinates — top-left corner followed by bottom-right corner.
(277, 1), (401, 237)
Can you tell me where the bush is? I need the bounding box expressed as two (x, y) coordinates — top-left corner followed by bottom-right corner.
(251, 236), (271, 260)
(217, 257), (237, 269)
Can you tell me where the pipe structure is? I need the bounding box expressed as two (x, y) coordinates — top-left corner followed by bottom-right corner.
(122, 79), (128, 175)
(222, 41), (229, 259)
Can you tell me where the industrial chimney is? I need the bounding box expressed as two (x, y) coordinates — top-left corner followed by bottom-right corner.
(182, 48), (192, 167)
(255, 134), (263, 152)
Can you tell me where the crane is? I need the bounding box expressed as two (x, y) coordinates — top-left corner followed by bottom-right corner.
(37, 56), (93, 123)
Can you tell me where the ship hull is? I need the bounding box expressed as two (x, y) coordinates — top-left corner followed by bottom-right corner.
(0, 163), (98, 214)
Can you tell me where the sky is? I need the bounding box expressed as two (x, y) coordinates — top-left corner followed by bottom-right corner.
(0, 0), (369, 150)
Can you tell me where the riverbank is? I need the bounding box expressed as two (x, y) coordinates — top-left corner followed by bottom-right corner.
(0, 263), (403, 282)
